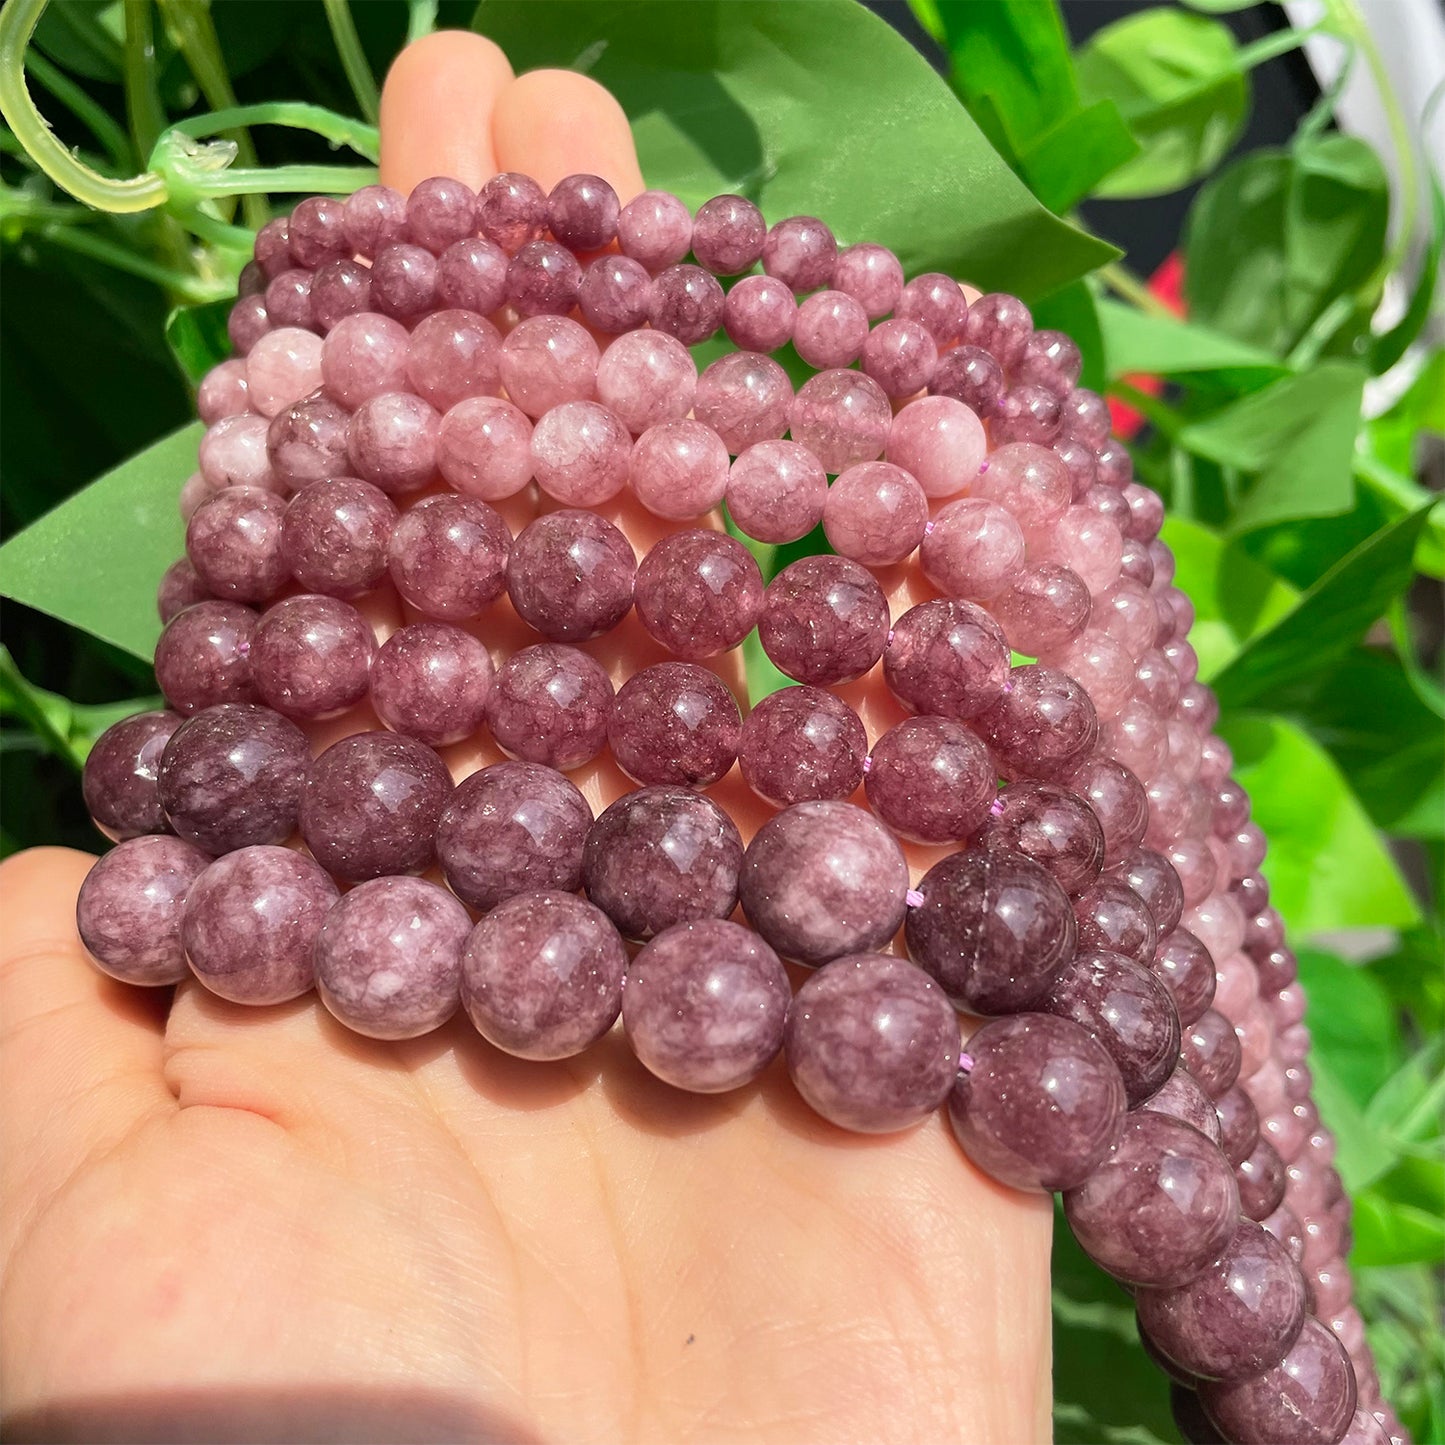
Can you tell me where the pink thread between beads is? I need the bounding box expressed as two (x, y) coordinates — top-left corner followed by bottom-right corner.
(904, 888), (925, 908)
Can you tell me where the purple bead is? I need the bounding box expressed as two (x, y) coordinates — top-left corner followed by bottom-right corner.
(1260, 1203), (1306, 1263)
(153, 600), (258, 715)
(310, 258), (372, 332)
(299, 731), (451, 881)
(1019, 329), (1083, 396)
(388, 494), (510, 620)
(634, 528), (764, 659)
(547, 173), (619, 251)
(990, 562), (1092, 656)
(832, 243), (904, 320)
(436, 237), (510, 315)
(822, 461), (929, 567)
(461, 891), (626, 1060)
(788, 369), (892, 473)
(608, 662), (741, 788)
(506, 509), (635, 641)
(1124, 483), (1166, 543)
(346, 392), (441, 495)
(1065, 388), (1112, 448)
(315, 876), (470, 1040)
(949, 1013), (1126, 1191)
(976, 663), (1100, 781)
(321, 312), (411, 410)
(1074, 878), (1159, 967)
(237, 261), (265, 296)
(895, 273), (968, 347)
(341, 184), (407, 258)
(186, 488), (288, 603)
(406, 309), (502, 412)
(250, 594), (374, 720)
(507, 240), (582, 318)
(227, 294), (269, 355)
(883, 599), (1010, 720)
(370, 621), (493, 748)
(1115, 846), (1186, 936)
(1063, 1112), (1241, 1288)
(1142, 1066), (1225, 1148)
(794, 289), (869, 370)
(722, 274), (797, 353)
(758, 555), (890, 686)
(693, 351), (793, 454)
(483, 643), (612, 771)
(583, 786), (743, 940)
(578, 254), (652, 333)
(931, 345), (1006, 418)
(648, 263), (725, 344)
(691, 194), (767, 275)
(1182, 1009), (1244, 1099)
(1216, 1085), (1262, 1167)
(199, 413), (278, 492)
(918, 497), (1024, 601)
(436, 761), (592, 911)
(1236, 1138), (1287, 1221)
(1067, 757), (1150, 870)
(761, 215), (837, 294)
(281, 477), (396, 598)
(477, 172), (548, 253)
(725, 440), (828, 544)
(993, 385), (1064, 446)
(76, 835), (213, 985)
(1055, 438), (1100, 500)
(157, 703), (309, 854)
(253, 217), (292, 280)
(370, 243), (439, 321)
(972, 781), (1105, 897)
(182, 845), (338, 1004)
(404, 176), (476, 255)
(1151, 928), (1218, 1028)
(786, 954), (958, 1133)
(264, 269), (313, 330)
(529, 400), (632, 506)
(617, 189), (693, 271)
(865, 717), (994, 843)
(861, 318), (939, 399)
(497, 314), (599, 419)
(963, 292), (1032, 369)
(83, 711), (182, 840)
(740, 801), (908, 966)
(905, 848), (1076, 1014)
(625, 919), (791, 1092)
(737, 684), (867, 807)
(266, 389), (350, 491)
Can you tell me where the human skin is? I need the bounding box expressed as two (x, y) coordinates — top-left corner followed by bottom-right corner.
(0, 33), (1053, 1444)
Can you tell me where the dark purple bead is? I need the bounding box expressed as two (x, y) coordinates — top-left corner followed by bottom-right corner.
(507, 240), (583, 318)
(972, 781), (1105, 897)
(634, 529), (764, 660)
(578, 254), (652, 333)
(1151, 928), (1218, 1027)
(737, 685), (867, 807)
(930, 344), (1005, 418)
(309, 258), (373, 332)
(154, 600), (259, 716)
(895, 273), (968, 347)
(388, 494), (511, 621)
(1261, 1204), (1306, 1265)
(483, 642), (612, 771)
(403, 175), (476, 255)
(288, 195), (348, 268)
(1073, 878), (1159, 967)
(976, 663), (1099, 781)
(281, 477), (397, 599)
(507, 509), (636, 642)
(649, 263), (725, 344)
(436, 761), (592, 912)
(370, 243), (439, 321)
(883, 599), (1010, 721)
(865, 717), (994, 843)
(1182, 1009), (1243, 1099)
(758, 555), (890, 687)
(1236, 1138), (1287, 1221)
(370, 621), (493, 748)
(1253, 944), (1298, 993)
(266, 390), (350, 492)
(249, 594), (374, 720)
(1233, 870), (1271, 920)
(994, 385), (1064, 447)
(547, 173), (619, 251)
(157, 558), (212, 624)
(583, 786), (743, 941)
(949, 1012), (1125, 1191)
(1216, 1085), (1261, 1167)
(761, 215), (837, 294)
(477, 172), (549, 253)
(83, 711), (182, 840)
(264, 269), (313, 330)
(690, 194), (767, 275)
(1114, 846), (1186, 936)
(227, 294), (270, 355)
(607, 662), (741, 789)
(341, 184), (407, 259)
(186, 488), (288, 603)
(1141, 1066), (1224, 1148)
(1212, 776), (1252, 836)
(437, 237), (510, 314)
(1066, 756), (1150, 869)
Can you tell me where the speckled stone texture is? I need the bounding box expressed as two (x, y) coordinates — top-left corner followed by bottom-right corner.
(787, 368), (892, 474)
(387, 493), (511, 620)
(583, 786), (743, 940)
(76, 835), (213, 984)
(483, 643), (612, 771)
(1215, 1085), (1261, 1166)
(633, 529), (764, 660)
(1235, 1138), (1287, 1221)
(905, 848), (1076, 1014)
(265, 390), (350, 491)
(436, 761), (592, 912)
(976, 662), (1100, 781)
(785, 954), (959, 1134)
(156, 559), (212, 624)
(82, 710), (182, 839)
(758, 555), (890, 686)
(157, 703), (310, 854)
(461, 891), (626, 1060)
(972, 781), (1105, 898)
(883, 599), (1010, 720)
(280, 477), (397, 598)
(154, 600), (259, 715)
(623, 919), (791, 1092)
(692, 351), (793, 454)
(300, 731), (452, 881)
(1114, 845), (1186, 936)
(315, 876), (470, 1039)
(863, 716), (994, 844)
(249, 594), (375, 720)
(1073, 877), (1160, 967)
(1063, 1112), (1241, 1288)
(948, 1013), (1126, 1192)
(1150, 928), (1218, 1028)
(1067, 756), (1150, 869)
(607, 662), (741, 788)
(822, 461), (929, 566)
(506, 509), (636, 642)
(739, 801), (908, 966)
(182, 845), (339, 1004)
(369, 621), (494, 748)
(736, 684), (867, 807)
(1182, 1008), (1244, 1098)
(1141, 1066), (1224, 1148)
(185, 487), (289, 602)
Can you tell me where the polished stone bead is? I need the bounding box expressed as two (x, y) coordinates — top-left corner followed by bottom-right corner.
(263, 268), (314, 330)
(321, 312), (411, 410)
(1054, 439), (1100, 501)
(227, 294), (269, 354)
(436, 396), (535, 501)
(758, 555), (890, 686)
(250, 594), (375, 720)
(506, 509), (636, 641)
(388, 494), (510, 620)
(1019, 328), (1083, 396)
(253, 217), (293, 280)
(281, 477), (397, 598)
(1236, 1138), (1288, 1220)
(370, 243), (439, 321)
(594, 329), (697, 435)
(406, 309), (502, 412)
(83, 710), (182, 840)
(370, 621), (492, 748)
(1216, 1085), (1262, 1167)
(1074, 878), (1159, 967)
(1066, 756), (1150, 869)
(341, 183), (407, 258)
(993, 384), (1064, 446)
(990, 562), (1092, 657)
(629, 418), (731, 518)
(1182, 1009), (1244, 1099)
(266, 389), (351, 490)
(1170, 1386), (1225, 1444)
(548, 172), (619, 251)
(153, 600), (259, 715)
(930, 344), (1006, 418)
(831, 242), (904, 319)
(583, 786), (743, 940)
(693, 351), (793, 454)
(1150, 928), (1218, 1029)
(919, 497), (1025, 601)
(690, 194), (766, 275)
(476, 172), (549, 253)
(436, 237), (510, 315)
(1115, 846), (1186, 936)
(1045, 506), (1124, 593)
(484, 643), (612, 771)
(199, 414), (279, 493)
(1261, 1203), (1306, 1264)
(972, 781), (1105, 897)
(529, 400), (633, 506)
(823, 461), (929, 566)
(624, 919), (791, 1092)
(648, 263), (725, 344)
(788, 368), (892, 474)
(617, 189), (693, 270)
(634, 528), (764, 659)
(498, 314), (600, 420)
(186, 488), (288, 603)
(725, 440), (828, 544)
(971, 441), (1071, 536)
(737, 684), (867, 807)
(895, 273), (968, 346)
(245, 327), (324, 418)
(883, 599), (1010, 720)
(578, 254), (653, 333)
(608, 662), (742, 788)
(507, 239), (583, 317)
(198, 359), (251, 425)
(762, 215), (837, 293)
(865, 716), (994, 843)
(963, 292), (1032, 368)
(406, 175), (476, 254)
(795, 289), (870, 369)
(1141, 1066), (1224, 1147)
(722, 274), (797, 353)
(861, 317), (938, 398)
(976, 663), (1099, 781)
(949, 1012), (1126, 1191)
(346, 391), (440, 494)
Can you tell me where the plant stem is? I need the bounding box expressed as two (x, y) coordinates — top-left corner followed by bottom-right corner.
(35, 222), (228, 302)
(406, 0), (439, 45)
(178, 163), (379, 201)
(173, 204), (255, 253)
(1098, 260), (1177, 320)
(323, 0), (380, 125)
(170, 103), (380, 164)
(23, 48), (133, 169)
(122, 0), (167, 162)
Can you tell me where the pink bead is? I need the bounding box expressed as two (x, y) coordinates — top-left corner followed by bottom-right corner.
(436, 237), (510, 315)
(346, 392), (440, 494)
(405, 176), (477, 255)
(371, 243), (439, 321)
(341, 184), (407, 258)
(794, 290), (869, 369)
(476, 172), (548, 254)
(1054, 438), (1100, 500)
(822, 462), (929, 567)
(1102, 701), (1169, 778)
(529, 401), (632, 506)
(630, 420), (731, 519)
(264, 269), (313, 330)
(989, 563), (1091, 656)
(1043, 508), (1123, 594)
(1093, 577), (1160, 655)
(1235, 1000), (1273, 1080)
(648, 263), (724, 344)
(1226, 822), (1267, 877)
(895, 273), (968, 347)
(253, 217), (292, 280)
(309, 259), (373, 332)
(1149, 539), (1176, 588)
(198, 413), (281, 493)
(179, 470), (218, 521)
(228, 295), (270, 355)
(436, 397), (534, 500)
(1167, 717), (1204, 778)
(594, 330), (696, 434)
(920, 498), (1025, 601)
(690, 194), (766, 275)
(761, 215), (837, 293)
(197, 359), (250, 424)
(883, 396), (987, 500)
(497, 316), (599, 419)
(1065, 388), (1112, 448)
(1214, 950), (1260, 1019)
(693, 352), (793, 454)
(405, 309), (501, 411)
(321, 313), (411, 410)
(1123, 482), (1166, 542)
(617, 190), (693, 271)
(578, 255), (652, 333)
(507, 240), (582, 318)
(971, 441), (1070, 534)
(1200, 736), (1235, 786)
(723, 274), (797, 353)
(245, 327), (324, 419)
(726, 441), (828, 544)
(861, 318), (938, 399)
(832, 243), (904, 320)
(963, 293), (1032, 368)
(1245, 1056), (1290, 1115)
(1048, 633), (1135, 713)
(788, 369), (892, 474)
(1169, 835), (1219, 908)
(1185, 892), (1246, 964)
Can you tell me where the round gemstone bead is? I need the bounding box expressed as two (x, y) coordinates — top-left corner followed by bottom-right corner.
(762, 215), (836, 293)
(436, 397), (534, 501)
(905, 848), (1076, 1013)
(484, 643), (612, 771)
(249, 595), (374, 720)
(227, 294), (269, 354)
(182, 845), (338, 1004)
(930, 344), (1005, 418)
(1074, 878), (1159, 967)
(199, 414), (278, 493)
(548, 172), (619, 251)
(788, 369), (892, 473)
(725, 440), (828, 544)
(281, 478), (396, 598)
(436, 237), (509, 315)
(864, 717), (994, 843)
(949, 1013), (1126, 1191)
(594, 329), (697, 435)
(1236, 1138), (1287, 1220)
(1151, 928), (1218, 1028)
(245, 327), (323, 419)
(831, 242), (904, 319)
(405, 175), (476, 254)
(963, 292), (1032, 368)
(578, 254), (652, 333)
(794, 290), (869, 369)
(370, 243), (439, 321)
(1182, 1008), (1244, 1098)
(972, 441), (1071, 536)
(461, 891), (626, 1060)
(994, 380), (1065, 447)
(1019, 329), (1083, 395)
(265, 391), (350, 491)
(321, 312), (411, 409)
(530, 400), (632, 506)
(860, 317), (938, 398)
(740, 801), (908, 966)
(370, 622), (492, 748)
(690, 194), (767, 275)
(629, 418), (731, 519)
(723, 274), (798, 353)
(506, 509), (636, 642)
(648, 263), (725, 344)
(1046, 508), (1124, 594)
(608, 662), (741, 789)
(476, 172), (548, 252)
(785, 954), (958, 1133)
(315, 876), (471, 1040)
(583, 786), (743, 940)
(346, 392), (440, 494)
(436, 761), (592, 911)
(187, 488), (288, 603)
(388, 494), (510, 620)
(1064, 388), (1112, 447)
(894, 273), (967, 347)
(693, 352), (793, 455)
(76, 835), (213, 985)
(341, 184), (407, 258)
(976, 663), (1099, 781)
(624, 919), (791, 1092)
(616, 189), (693, 270)
(1115, 847), (1186, 936)
(883, 599), (1010, 720)
(299, 731), (452, 881)
(737, 684), (867, 808)
(1141, 1066), (1224, 1147)
(990, 563), (1092, 656)
(1054, 439), (1100, 501)
(1066, 757), (1151, 869)
(497, 315), (599, 419)
(822, 461), (929, 566)
(197, 359), (250, 424)
(1217, 1085), (1262, 1167)
(153, 600), (258, 715)
(507, 239), (583, 317)
(83, 710), (182, 841)
(405, 309), (502, 412)
(759, 555), (890, 686)
(920, 497), (1026, 601)
(971, 780), (1105, 897)
(634, 529), (764, 659)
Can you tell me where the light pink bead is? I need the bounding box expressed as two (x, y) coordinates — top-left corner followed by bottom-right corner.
(1101, 700), (1169, 779)
(725, 441), (828, 544)
(197, 359), (251, 424)
(179, 471), (219, 521)
(347, 393), (439, 494)
(794, 290), (869, 369)
(198, 413), (281, 492)
(970, 441), (1070, 536)
(1043, 508), (1123, 594)
(693, 352), (793, 454)
(990, 564), (1091, 656)
(1214, 950), (1260, 1019)
(321, 313), (411, 410)
(1235, 999), (1273, 1079)
(885, 396), (986, 499)
(1047, 633), (1135, 713)
(1185, 892), (1246, 964)
(832, 242), (904, 320)
(789, 369), (892, 474)
(919, 498), (1024, 600)
(861, 318), (938, 399)
(1093, 577), (1160, 656)
(1244, 1056), (1290, 1115)
(245, 327), (323, 419)
(617, 190), (693, 271)
(723, 274), (797, 353)
(595, 330), (696, 435)
(1208, 834), (1237, 891)
(1167, 717), (1204, 778)
(405, 309), (502, 411)
(1146, 773), (1196, 846)
(822, 462), (929, 567)
(1199, 734), (1234, 784)
(497, 315), (599, 419)
(530, 401), (632, 506)
(630, 420), (730, 519)
(436, 397), (534, 500)
(1169, 835), (1219, 908)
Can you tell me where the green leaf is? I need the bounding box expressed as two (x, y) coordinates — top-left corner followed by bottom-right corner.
(1351, 1192), (1445, 1267)
(33, 0), (125, 81)
(1031, 281), (1106, 393)
(1095, 298), (1285, 387)
(1370, 172), (1442, 375)
(165, 299), (234, 387)
(1014, 100), (1140, 214)
(0, 422), (197, 664)
(1074, 8), (1247, 199)
(470, 0), (1117, 298)
(1312, 1050), (1401, 1193)
(1296, 948), (1403, 1106)
(1219, 713), (1421, 933)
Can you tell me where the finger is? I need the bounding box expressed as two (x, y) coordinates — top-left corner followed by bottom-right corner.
(492, 69), (645, 201)
(379, 31), (515, 193)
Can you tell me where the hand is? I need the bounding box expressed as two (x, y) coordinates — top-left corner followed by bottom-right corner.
(0, 33), (1052, 1444)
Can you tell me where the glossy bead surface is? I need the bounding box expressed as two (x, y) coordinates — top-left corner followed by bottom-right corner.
(388, 494), (511, 620)
(484, 643), (612, 771)
(822, 461), (928, 566)
(883, 599), (1010, 720)
(885, 395), (986, 498)
(547, 172), (619, 251)
(737, 685), (867, 807)
(1151, 928), (1219, 1028)
(250, 594), (374, 720)
(578, 254), (652, 333)
(690, 194), (766, 275)
(617, 189), (692, 270)
(594, 329), (697, 435)
(506, 509), (636, 642)
(629, 418), (731, 519)
(976, 664), (1099, 781)
(759, 555), (889, 686)
(971, 781), (1104, 897)
(648, 263), (725, 344)
(832, 242), (904, 318)
(1141, 1066), (1224, 1147)
(722, 274), (797, 353)
(864, 717), (994, 843)
(1216, 1084), (1262, 1167)
(370, 622), (492, 747)
(725, 441), (828, 545)
(406, 309), (502, 413)
(860, 317), (937, 398)
(530, 400), (632, 506)
(476, 172), (548, 252)
(1236, 1138), (1288, 1220)
(346, 391), (440, 494)
(788, 369), (892, 474)
(896, 273), (968, 346)
(1074, 878), (1159, 967)
(1182, 1009), (1244, 1098)
(83, 711), (182, 840)
(634, 528), (764, 659)
(281, 478), (397, 598)
(507, 239), (583, 317)
(608, 662), (741, 788)
(693, 352), (793, 455)
(436, 237), (509, 315)
(1067, 757), (1150, 869)
(266, 390), (350, 491)
(930, 344), (1005, 418)
(497, 315), (599, 419)
(795, 289), (869, 369)
(154, 601), (258, 715)
(187, 489), (288, 603)
(919, 498), (1025, 601)
(762, 215), (837, 293)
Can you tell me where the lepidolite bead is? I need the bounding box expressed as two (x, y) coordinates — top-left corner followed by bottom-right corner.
(883, 599), (1010, 720)
(1115, 846), (1186, 936)
(341, 183), (407, 259)
(199, 413), (277, 492)
(252, 216), (292, 279)
(994, 384), (1064, 446)
(315, 876), (470, 1040)
(725, 440), (828, 544)
(507, 239), (583, 317)
(1074, 878), (1159, 967)
(1151, 928), (1218, 1028)
(578, 254), (652, 333)
(1183, 1008), (1244, 1099)
(648, 263), (725, 344)
(498, 315), (599, 419)
(463, 891), (626, 1060)
(930, 344), (1006, 418)
(740, 801), (908, 966)
(1216, 1085), (1261, 1167)
(583, 787), (743, 940)
(691, 194), (767, 274)
(595, 329), (697, 435)
(547, 172), (619, 251)
(154, 600), (258, 715)
(76, 835), (213, 985)
(506, 509), (636, 641)
(530, 401), (633, 506)
(786, 954), (958, 1133)
(227, 294), (269, 355)
(299, 731), (452, 881)
(321, 312), (410, 409)
(484, 643), (611, 771)
(972, 441), (1071, 536)
(865, 717), (994, 843)
(617, 189), (693, 270)
(370, 622), (492, 747)
(972, 781), (1105, 897)
(976, 663), (1099, 781)
(920, 497), (1025, 601)
(905, 848), (1076, 1014)
(245, 327), (323, 418)
(198, 359), (250, 424)
(83, 711), (182, 840)
(477, 172), (548, 252)
(281, 477), (396, 598)
(624, 919), (791, 1092)
(962, 292), (1031, 367)
(405, 309), (502, 412)
(388, 494), (510, 620)
(722, 274), (797, 353)
(1142, 1066), (1224, 1147)
(436, 237), (510, 315)
(762, 215), (836, 293)
(629, 418), (731, 519)
(832, 242), (904, 318)
(250, 595), (374, 720)
(693, 352), (793, 454)
(187, 488), (288, 603)
(794, 290), (869, 369)
(265, 390), (350, 490)
(990, 563), (1092, 656)
(634, 529), (764, 659)
(436, 761), (592, 911)
(860, 317), (938, 398)
(788, 368), (892, 473)
(608, 662), (741, 788)
(1066, 756), (1151, 868)
(346, 392), (440, 494)
(760, 555), (890, 685)
(437, 397), (534, 501)
(1236, 1138), (1287, 1220)
(949, 1013), (1126, 1191)
(737, 684), (867, 807)
(371, 243), (439, 321)
(822, 461), (928, 566)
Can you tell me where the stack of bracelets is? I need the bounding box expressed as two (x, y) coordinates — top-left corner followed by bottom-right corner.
(72, 170), (1403, 1445)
